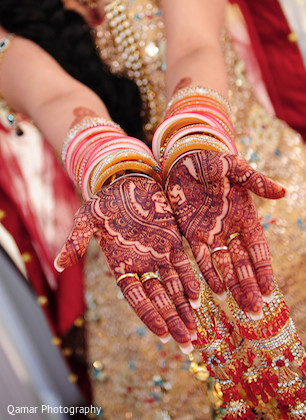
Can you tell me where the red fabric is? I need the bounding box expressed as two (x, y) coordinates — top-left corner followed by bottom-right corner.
(230, 0), (306, 142)
(0, 187), (85, 335)
(0, 123), (85, 335)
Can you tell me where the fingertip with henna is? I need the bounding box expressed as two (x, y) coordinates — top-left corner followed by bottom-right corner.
(54, 257), (64, 273)
(276, 184), (286, 198)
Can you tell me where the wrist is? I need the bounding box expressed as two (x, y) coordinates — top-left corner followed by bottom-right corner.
(152, 85), (237, 183)
(62, 116), (162, 200)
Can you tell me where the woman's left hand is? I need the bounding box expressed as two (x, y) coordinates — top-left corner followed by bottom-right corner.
(165, 150), (286, 318)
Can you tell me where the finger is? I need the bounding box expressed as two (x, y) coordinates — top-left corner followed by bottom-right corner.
(226, 155), (286, 199)
(54, 203), (96, 272)
(117, 274), (169, 338)
(141, 275), (192, 345)
(158, 262), (197, 335)
(228, 235), (263, 318)
(242, 221), (275, 299)
(192, 242), (226, 295)
(211, 248), (248, 311)
(170, 246), (200, 306)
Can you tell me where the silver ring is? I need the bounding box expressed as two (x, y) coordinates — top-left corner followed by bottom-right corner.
(210, 246), (228, 255)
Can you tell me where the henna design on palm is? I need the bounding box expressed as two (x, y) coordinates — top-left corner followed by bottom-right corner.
(165, 150), (286, 315)
(54, 176), (199, 346)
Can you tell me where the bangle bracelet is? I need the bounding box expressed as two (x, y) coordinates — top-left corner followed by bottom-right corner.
(153, 113), (221, 160)
(90, 161), (162, 198)
(162, 135), (230, 182)
(62, 117), (123, 162)
(165, 103), (234, 138)
(165, 85), (232, 117)
(89, 149), (159, 193)
(162, 121), (235, 161)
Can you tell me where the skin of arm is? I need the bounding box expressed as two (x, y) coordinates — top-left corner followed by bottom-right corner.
(0, 26), (200, 349)
(0, 26), (111, 155)
(161, 0), (228, 98)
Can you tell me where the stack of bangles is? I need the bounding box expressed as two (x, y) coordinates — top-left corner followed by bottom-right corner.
(62, 117), (162, 200)
(152, 85), (238, 182)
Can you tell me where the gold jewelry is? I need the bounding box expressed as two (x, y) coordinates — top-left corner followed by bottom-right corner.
(226, 232), (242, 246)
(140, 271), (160, 284)
(92, 160), (162, 194)
(116, 273), (139, 285)
(210, 246), (228, 255)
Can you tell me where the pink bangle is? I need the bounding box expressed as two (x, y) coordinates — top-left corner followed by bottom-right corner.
(152, 113), (209, 160)
(62, 117), (124, 161)
(152, 112), (237, 161)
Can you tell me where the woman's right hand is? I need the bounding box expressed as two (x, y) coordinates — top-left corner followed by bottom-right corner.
(54, 175), (200, 352)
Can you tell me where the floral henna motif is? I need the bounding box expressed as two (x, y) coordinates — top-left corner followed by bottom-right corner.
(55, 175), (200, 344)
(165, 150), (286, 314)
(117, 275), (168, 338)
(142, 276), (193, 343)
(70, 106), (98, 128)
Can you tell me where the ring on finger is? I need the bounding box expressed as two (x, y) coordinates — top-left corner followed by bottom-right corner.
(116, 272), (139, 285)
(210, 246), (228, 255)
(226, 232), (242, 247)
(140, 271), (160, 284)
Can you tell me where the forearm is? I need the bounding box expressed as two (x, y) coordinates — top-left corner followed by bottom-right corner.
(161, 0), (228, 98)
(0, 30), (111, 156)
(32, 88), (110, 156)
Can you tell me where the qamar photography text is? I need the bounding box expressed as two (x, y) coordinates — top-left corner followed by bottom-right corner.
(7, 404), (103, 417)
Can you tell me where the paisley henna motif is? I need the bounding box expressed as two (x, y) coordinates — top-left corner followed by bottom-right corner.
(165, 150), (286, 314)
(55, 175), (199, 344)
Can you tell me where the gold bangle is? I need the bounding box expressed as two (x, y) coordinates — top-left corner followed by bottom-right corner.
(162, 136), (229, 182)
(89, 149), (158, 193)
(159, 116), (211, 156)
(92, 160), (162, 194)
(165, 85), (232, 117)
(116, 273), (139, 285)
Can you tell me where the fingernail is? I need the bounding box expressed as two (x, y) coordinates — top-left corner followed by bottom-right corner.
(54, 258), (64, 273)
(262, 293), (274, 303)
(159, 334), (171, 344)
(247, 311), (263, 321)
(190, 330), (197, 341)
(214, 291), (227, 301)
(178, 342), (194, 354)
(189, 299), (201, 309)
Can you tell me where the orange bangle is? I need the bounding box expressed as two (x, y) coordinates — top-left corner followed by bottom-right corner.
(165, 86), (232, 117)
(89, 149), (158, 193)
(166, 97), (228, 119)
(165, 98), (234, 136)
(162, 135), (229, 183)
(92, 161), (162, 194)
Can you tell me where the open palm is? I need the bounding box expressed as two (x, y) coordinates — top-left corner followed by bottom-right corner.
(55, 175), (200, 348)
(165, 150), (286, 316)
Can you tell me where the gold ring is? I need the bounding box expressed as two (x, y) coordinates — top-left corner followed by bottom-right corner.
(226, 232), (242, 246)
(210, 246), (228, 255)
(140, 271), (160, 284)
(116, 273), (139, 285)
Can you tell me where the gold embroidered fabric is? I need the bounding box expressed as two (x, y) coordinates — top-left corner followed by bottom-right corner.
(92, 0), (166, 141)
(84, 1), (305, 418)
